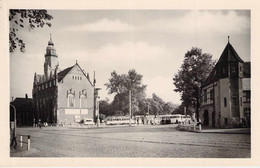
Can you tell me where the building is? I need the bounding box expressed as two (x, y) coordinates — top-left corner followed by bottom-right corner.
(10, 94), (35, 126)
(200, 38), (251, 128)
(32, 36), (98, 125)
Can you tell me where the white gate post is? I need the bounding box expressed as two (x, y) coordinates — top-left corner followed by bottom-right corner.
(27, 135), (30, 150)
(20, 135), (23, 147)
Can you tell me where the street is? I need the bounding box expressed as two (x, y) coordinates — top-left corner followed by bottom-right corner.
(11, 124), (250, 158)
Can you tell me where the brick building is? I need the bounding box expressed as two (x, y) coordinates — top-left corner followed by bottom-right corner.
(32, 36), (98, 125)
(200, 38), (251, 128)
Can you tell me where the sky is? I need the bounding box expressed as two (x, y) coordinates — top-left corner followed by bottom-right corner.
(10, 10), (250, 105)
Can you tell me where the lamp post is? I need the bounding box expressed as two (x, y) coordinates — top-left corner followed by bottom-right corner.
(10, 104), (17, 148)
(196, 83), (201, 124)
(95, 88), (101, 127)
(129, 89), (132, 126)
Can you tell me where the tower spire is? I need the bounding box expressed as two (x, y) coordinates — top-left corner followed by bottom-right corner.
(228, 36), (230, 43)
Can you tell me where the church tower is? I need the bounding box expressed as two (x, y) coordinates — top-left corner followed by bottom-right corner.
(216, 36), (244, 126)
(44, 34), (59, 78)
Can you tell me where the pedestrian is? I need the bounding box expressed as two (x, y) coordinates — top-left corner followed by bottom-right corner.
(39, 119), (42, 129)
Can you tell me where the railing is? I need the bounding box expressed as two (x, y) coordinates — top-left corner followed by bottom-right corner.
(17, 134), (31, 150)
(177, 123), (202, 132)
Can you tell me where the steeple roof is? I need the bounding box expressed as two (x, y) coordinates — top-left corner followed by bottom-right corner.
(217, 39), (244, 64)
(48, 33), (54, 46)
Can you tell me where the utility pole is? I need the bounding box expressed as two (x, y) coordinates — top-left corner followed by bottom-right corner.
(93, 71), (100, 127)
(129, 90), (132, 126)
(147, 104), (150, 116)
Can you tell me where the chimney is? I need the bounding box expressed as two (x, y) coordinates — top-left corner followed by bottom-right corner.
(25, 94), (28, 99)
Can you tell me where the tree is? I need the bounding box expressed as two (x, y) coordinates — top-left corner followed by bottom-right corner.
(9, 10), (53, 52)
(163, 102), (176, 115)
(146, 93), (164, 116)
(105, 69), (147, 116)
(173, 47), (215, 111)
(99, 98), (113, 117)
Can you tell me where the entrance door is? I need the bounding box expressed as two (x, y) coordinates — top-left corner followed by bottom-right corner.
(212, 111), (215, 127)
(204, 110), (209, 125)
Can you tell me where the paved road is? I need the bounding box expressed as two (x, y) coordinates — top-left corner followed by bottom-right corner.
(11, 124), (250, 158)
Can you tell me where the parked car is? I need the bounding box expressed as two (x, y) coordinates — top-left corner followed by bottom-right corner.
(43, 122), (48, 127)
(82, 118), (95, 125)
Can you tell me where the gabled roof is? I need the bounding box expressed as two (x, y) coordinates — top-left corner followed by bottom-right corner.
(58, 66), (74, 82)
(57, 63), (93, 86)
(217, 42), (244, 64)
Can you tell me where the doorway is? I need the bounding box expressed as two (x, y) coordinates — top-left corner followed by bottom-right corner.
(204, 110), (209, 125)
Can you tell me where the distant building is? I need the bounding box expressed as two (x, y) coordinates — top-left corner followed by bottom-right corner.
(10, 94), (35, 126)
(32, 35), (98, 125)
(200, 38), (251, 128)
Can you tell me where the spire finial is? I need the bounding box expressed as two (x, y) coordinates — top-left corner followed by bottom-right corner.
(50, 33), (52, 41)
(76, 60), (77, 64)
(228, 36), (230, 43)
(94, 71), (96, 85)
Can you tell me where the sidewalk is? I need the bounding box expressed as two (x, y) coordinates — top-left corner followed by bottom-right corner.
(200, 127), (251, 134)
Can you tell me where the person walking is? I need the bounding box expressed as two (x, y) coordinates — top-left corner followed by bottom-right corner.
(39, 119), (42, 129)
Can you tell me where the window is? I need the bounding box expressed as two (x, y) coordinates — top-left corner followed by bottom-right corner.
(224, 118), (228, 125)
(203, 90), (207, 103)
(222, 67), (226, 73)
(243, 91), (251, 103)
(72, 76), (74, 80)
(231, 66), (236, 73)
(210, 89), (214, 100)
(224, 98), (227, 107)
(240, 97), (242, 106)
(80, 94), (87, 108)
(244, 108), (251, 116)
(68, 94), (75, 107)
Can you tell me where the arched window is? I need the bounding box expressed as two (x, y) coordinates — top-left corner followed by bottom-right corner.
(80, 94), (87, 108)
(68, 93), (75, 107)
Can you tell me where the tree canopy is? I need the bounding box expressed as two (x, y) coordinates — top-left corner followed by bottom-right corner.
(147, 93), (176, 116)
(9, 9), (53, 52)
(105, 69), (147, 116)
(173, 47), (215, 110)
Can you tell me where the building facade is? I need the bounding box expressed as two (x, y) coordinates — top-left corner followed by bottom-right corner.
(32, 36), (97, 125)
(200, 39), (251, 128)
(10, 94), (35, 126)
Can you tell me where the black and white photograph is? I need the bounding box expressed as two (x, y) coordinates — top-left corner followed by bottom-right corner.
(2, 0), (257, 164)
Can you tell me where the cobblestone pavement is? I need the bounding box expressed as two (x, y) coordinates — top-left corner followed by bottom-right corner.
(10, 124), (250, 158)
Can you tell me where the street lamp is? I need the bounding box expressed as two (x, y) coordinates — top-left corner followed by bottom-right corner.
(129, 89), (132, 126)
(95, 88), (101, 127)
(10, 104), (17, 149)
(196, 83), (201, 124)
